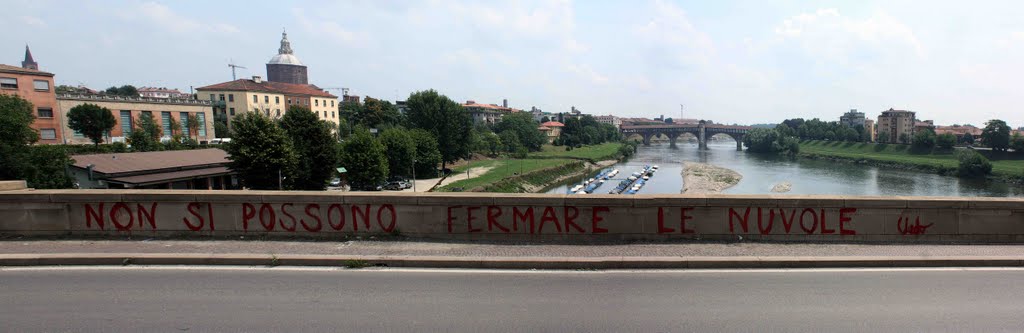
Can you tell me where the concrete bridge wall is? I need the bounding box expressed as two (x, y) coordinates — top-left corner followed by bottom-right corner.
(1, 190), (1023, 243)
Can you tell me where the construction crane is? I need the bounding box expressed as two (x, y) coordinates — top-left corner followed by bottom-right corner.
(322, 87), (350, 96)
(227, 60), (247, 80)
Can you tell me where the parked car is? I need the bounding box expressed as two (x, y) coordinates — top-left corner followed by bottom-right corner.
(383, 181), (411, 190)
(329, 178), (341, 187)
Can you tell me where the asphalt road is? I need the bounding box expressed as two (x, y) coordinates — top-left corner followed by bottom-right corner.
(3, 267), (1024, 332)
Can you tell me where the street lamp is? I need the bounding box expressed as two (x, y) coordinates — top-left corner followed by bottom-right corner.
(411, 158), (417, 192)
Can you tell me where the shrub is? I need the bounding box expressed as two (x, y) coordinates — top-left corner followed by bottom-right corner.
(956, 149), (992, 178)
(936, 133), (957, 149)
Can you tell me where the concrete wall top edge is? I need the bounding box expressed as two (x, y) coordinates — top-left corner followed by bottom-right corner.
(0, 190), (1020, 209)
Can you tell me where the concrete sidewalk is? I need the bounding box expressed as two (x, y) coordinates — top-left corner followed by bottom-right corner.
(3, 239), (1024, 269)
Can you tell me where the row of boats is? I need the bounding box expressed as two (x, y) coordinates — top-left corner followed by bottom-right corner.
(569, 169), (620, 194)
(609, 165), (658, 194)
(567, 165), (658, 195)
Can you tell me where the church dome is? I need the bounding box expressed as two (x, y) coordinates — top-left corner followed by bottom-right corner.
(267, 30), (304, 66)
(269, 53), (303, 66)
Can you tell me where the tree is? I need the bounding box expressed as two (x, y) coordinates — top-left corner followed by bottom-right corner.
(498, 130), (522, 154)
(956, 149), (992, 178)
(185, 113), (200, 142)
(0, 94), (39, 181)
(280, 106), (338, 190)
(214, 122), (229, 138)
(405, 90), (472, 169)
(339, 129), (388, 190)
(355, 97), (403, 129)
(225, 112), (297, 190)
(936, 133), (957, 149)
(877, 131), (890, 143)
(1010, 133), (1024, 153)
(379, 128), (416, 178)
(961, 132), (975, 145)
(494, 112), (545, 151)
(743, 128), (798, 155)
(67, 103), (117, 146)
(982, 119), (1011, 151)
(481, 131), (502, 156)
(21, 146), (74, 189)
(127, 113), (162, 152)
(540, 116), (550, 123)
(898, 133), (910, 145)
(104, 85), (139, 97)
(409, 129), (442, 177)
(912, 129), (936, 149)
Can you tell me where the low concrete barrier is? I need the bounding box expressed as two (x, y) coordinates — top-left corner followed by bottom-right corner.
(1, 190), (1022, 242)
(0, 181), (26, 191)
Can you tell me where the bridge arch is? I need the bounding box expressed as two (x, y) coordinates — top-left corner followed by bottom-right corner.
(619, 123), (751, 150)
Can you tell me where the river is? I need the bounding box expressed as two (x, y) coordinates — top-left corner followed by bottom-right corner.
(547, 140), (1024, 197)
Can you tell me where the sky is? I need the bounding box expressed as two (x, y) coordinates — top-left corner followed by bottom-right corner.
(4, 0), (1024, 127)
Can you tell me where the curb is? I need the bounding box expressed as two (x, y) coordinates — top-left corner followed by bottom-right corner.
(3, 254), (1024, 269)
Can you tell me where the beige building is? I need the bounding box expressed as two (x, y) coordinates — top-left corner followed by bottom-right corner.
(196, 75), (338, 128)
(196, 32), (338, 129)
(56, 94), (215, 145)
(864, 119), (875, 142)
(876, 108), (916, 144)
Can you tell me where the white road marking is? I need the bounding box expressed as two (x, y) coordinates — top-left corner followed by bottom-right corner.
(4, 266), (1024, 274)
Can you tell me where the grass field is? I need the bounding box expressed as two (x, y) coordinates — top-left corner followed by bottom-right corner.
(529, 143), (623, 161)
(798, 140), (1024, 178)
(440, 158), (577, 191)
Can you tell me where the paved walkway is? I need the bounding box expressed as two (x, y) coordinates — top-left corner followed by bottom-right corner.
(4, 239), (1024, 257)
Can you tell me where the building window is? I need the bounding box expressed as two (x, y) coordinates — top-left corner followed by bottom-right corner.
(161, 112), (172, 136)
(276, 109), (281, 117)
(120, 110), (133, 135)
(315, 99), (319, 107)
(331, 100), (335, 107)
(228, 94), (234, 102)
(210, 94), (216, 101)
(288, 98), (293, 105)
(40, 129), (56, 140)
(142, 110), (152, 119)
(180, 112), (190, 138)
(265, 108), (270, 116)
(33, 80), (49, 91)
(219, 94), (225, 101)
(73, 129), (84, 138)
(229, 108), (235, 116)
(37, 108), (53, 118)
(253, 95), (258, 103)
(197, 112), (207, 137)
(332, 111), (335, 118)
(275, 96), (280, 104)
(0, 77), (17, 89)
(264, 96), (269, 104)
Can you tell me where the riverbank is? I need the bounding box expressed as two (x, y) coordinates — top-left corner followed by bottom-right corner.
(798, 140), (1024, 183)
(681, 162), (742, 193)
(437, 143), (630, 193)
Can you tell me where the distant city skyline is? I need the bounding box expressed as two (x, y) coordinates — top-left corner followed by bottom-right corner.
(4, 0), (1024, 126)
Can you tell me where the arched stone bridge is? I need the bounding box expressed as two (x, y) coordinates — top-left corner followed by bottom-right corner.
(620, 122), (751, 150)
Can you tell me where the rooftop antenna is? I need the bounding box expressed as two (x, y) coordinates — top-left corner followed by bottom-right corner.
(227, 59), (247, 80)
(680, 104), (684, 121)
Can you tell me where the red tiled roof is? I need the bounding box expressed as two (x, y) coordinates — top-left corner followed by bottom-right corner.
(540, 121), (565, 127)
(196, 79), (336, 98)
(0, 63), (54, 76)
(538, 126), (551, 130)
(462, 101), (520, 112)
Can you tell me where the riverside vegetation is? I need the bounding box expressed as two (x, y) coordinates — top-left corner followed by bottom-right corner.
(438, 142), (636, 193)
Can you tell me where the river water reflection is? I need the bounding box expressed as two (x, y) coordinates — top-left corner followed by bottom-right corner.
(547, 140), (1024, 197)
